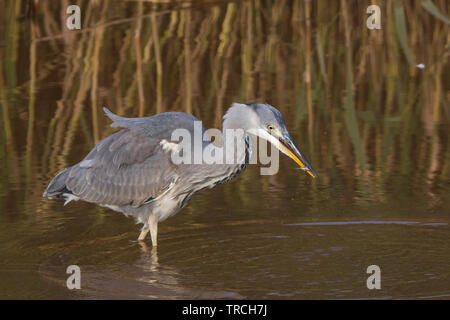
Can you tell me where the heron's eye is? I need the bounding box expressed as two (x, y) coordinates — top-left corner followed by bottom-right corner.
(267, 124), (274, 131)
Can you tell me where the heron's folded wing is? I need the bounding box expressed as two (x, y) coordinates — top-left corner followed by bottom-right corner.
(64, 129), (178, 207)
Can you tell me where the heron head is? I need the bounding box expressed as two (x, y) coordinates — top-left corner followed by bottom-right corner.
(223, 103), (317, 178)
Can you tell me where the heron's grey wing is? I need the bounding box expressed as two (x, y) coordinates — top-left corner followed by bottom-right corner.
(46, 109), (204, 207)
(64, 129), (177, 207)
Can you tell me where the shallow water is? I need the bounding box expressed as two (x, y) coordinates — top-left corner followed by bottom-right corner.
(0, 0), (449, 299)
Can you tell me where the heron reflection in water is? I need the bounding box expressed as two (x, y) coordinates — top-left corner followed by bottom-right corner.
(44, 103), (317, 246)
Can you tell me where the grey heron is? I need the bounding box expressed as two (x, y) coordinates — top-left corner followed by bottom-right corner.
(43, 103), (316, 246)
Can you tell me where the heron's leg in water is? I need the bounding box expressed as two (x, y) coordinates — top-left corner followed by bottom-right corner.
(149, 214), (158, 247)
(138, 224), (149, 241)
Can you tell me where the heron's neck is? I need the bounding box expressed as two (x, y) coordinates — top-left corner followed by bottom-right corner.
(220, 121), (253, 167)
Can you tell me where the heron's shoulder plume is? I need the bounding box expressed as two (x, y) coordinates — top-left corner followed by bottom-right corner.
(103, 107), (124, 123)
(103, 107), (149, 129)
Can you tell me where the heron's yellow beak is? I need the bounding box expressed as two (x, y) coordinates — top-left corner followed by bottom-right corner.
(274, 130), (317, 178)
